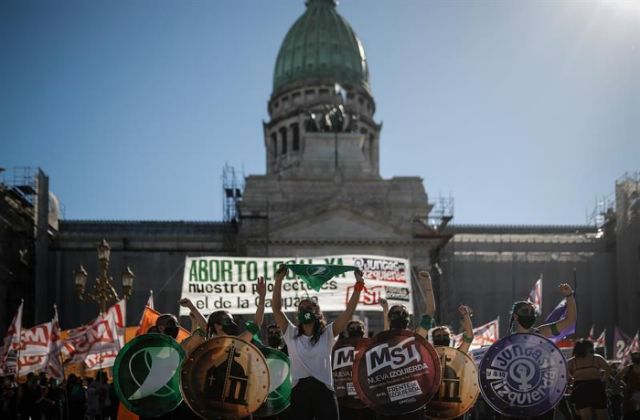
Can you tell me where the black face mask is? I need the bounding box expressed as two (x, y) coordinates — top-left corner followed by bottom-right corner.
(517, 315), (537, 330)
(162, 326), (179, 339)
(348, 328), (364, 339)
(632, 356), (640, 365)
(389, 317), (409, 330)
(433, 335), (451, 347)
(268, 334), (283, 348)
(220, 318), (239, 336)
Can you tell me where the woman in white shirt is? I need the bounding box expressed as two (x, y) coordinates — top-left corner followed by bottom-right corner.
(271, 264), (364, 420)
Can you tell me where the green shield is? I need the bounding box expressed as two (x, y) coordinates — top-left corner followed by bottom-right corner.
(254, 347), (292, 417)
(113, 333), (185, 417)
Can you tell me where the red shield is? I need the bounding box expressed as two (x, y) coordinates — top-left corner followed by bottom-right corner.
(352, 329), (441, 415)
(332, 337), (370, 409)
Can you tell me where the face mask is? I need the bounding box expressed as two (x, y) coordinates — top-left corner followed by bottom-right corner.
(221, 319), (239, 335)
(389, 317), (409, 330)
(162, 326), (179, 339)
(348, 328), (364, 339)
(268, 334), (283, 348)
(632, 356), (640, 365)
(433, 335), (451, 347)
(298, 310), (315, 325)
(517, 315), (536, 330)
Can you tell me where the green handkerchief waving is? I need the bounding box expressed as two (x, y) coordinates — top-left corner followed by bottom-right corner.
(287, 264), (358, 291)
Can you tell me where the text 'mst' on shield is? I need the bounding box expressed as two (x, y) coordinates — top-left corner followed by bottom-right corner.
(352, 329), (441, 416)
(425, 346), (480, 420)
(180, 335), (269, 419)
(254, 346), (291, 417)
(332, 337), (370, 409)
(113, 333), (186, 417)
(479, 333), (568, 417)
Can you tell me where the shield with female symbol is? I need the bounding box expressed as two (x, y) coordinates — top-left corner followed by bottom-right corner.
(478, 333), (568, 417)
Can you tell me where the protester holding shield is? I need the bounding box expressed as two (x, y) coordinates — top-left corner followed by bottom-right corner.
(414, 270), (474, 353)
(271, 264), (364, 420)
(477, 284), (576, 420)
(509, 283), (576, 337)
(207, 276), (267, 341)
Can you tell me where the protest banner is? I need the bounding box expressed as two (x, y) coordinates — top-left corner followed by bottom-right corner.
(180, 255), (412, 316)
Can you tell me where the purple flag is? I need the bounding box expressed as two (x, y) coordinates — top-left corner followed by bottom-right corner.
(614, 327), (631, 360)
(543, 297), (575, 343)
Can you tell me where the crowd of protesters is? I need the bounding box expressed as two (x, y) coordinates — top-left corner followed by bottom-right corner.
(1, 370), (116, 420)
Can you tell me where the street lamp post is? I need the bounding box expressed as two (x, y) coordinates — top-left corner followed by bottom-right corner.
(74, 239), (135, 314)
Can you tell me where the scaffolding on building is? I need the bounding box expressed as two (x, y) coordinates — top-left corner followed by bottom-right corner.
(222, 163), (244, 223)
(587, 194), (615, 233)
(9, 167), (38, 204)
(428, 193), (454, 231)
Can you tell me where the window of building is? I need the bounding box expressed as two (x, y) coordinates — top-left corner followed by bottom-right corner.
(280, 127), (288, 155)
(291, 123), (300, 151)
(271, 133), (278, 159)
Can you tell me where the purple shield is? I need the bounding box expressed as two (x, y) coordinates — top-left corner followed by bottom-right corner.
(478, 333), (568, 417)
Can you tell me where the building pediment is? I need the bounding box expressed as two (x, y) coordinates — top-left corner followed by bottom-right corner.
(268, 204), (407, 241)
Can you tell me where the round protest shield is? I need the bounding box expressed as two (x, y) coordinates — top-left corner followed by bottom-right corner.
(352, 329), (441, 416)
(180, 335), (270, 419)
(332, 337), (370, 409)
(254, 347), (291, 417)
(113, 333), (186, 417)
(478, 333), (568, 417)
(425, 346), (480, 419)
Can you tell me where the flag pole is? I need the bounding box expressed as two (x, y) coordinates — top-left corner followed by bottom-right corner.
(16, 299), (24, 378)
(573, 267), (578, 335)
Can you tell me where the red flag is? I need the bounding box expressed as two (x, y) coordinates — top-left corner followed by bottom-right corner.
(587, 325), (595, 341)
(46, 306), (64, 381)
(18, 321), (53, 375)
(452, 318), (500, 350)
(595, 329), (606, 349)
(62, 309), (120, 368)
(527, 277), (542, 313)
(0, 300), (23, 375)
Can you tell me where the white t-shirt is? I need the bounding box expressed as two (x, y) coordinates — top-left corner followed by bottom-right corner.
(284, 319), (337, 390)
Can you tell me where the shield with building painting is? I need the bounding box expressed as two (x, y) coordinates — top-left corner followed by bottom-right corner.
(332, 337), (370, 409)
(180, 335), (269, 419)
(478, 333), (568, 417)
(254, 346), (291, 417)
(113, 333), (186, 417)
(352, 329), (441, 416)
(425, 346), (479, 419)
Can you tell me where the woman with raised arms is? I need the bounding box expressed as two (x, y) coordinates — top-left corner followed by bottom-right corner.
(271, 264), (364, 420)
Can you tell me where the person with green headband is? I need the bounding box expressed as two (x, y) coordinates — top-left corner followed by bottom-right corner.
(271, 264), (364, 420)
(413, 270), (474, 353)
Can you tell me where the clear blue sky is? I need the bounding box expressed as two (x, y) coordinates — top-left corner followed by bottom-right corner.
(1, 0), (638, 225)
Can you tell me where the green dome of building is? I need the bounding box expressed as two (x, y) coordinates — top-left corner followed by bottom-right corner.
(273, 0), (370, 95)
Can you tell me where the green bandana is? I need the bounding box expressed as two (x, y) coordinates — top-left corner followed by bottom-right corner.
(287, 264), (358, 291)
